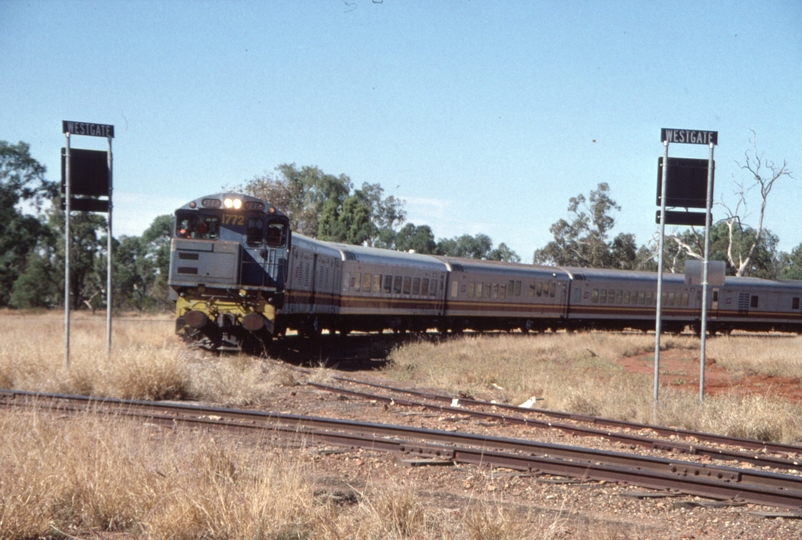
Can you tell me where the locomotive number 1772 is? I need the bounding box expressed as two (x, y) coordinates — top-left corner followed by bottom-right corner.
(221, 214), (245, 226)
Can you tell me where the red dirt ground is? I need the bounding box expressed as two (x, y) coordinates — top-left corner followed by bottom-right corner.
(619, 348), (802, 404)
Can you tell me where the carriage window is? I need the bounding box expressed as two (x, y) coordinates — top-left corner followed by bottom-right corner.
(793, 297), (800, 310)
(536, 282), (543, 297)
(623, 291), (630, 304)
(421, 278), (429, 296)
(638, 291), (645, 305)
(661, 292), (667, 305)
(592, 289), (599, 303)
(500, 285), (506, 299)
(383, 275), (393, 294)
(403, 276), (412, 295)
(514, 281), (521, 296)
(362, 273), (372, 293)
(682, 292), (689, 306)
(246, 217), (263, 245)
(646, 292), (654, 305)
(266, 222), (287, 247)
(616, 290), (623, 304)
(529, 282), (536, 297)
(352, 273), (360, 291)
(451, 280), (459, 298)
(751, 295), (759, 308)
(508, 281), (514, 296)
(343, 272), (350, 292)
(573, 288), (581, 302)
(491, 284), (499, 299)
(550, 283), (557, 298)
(412, 277), (421, 295)
(467, 282), (475, 297)
(393, 276), (403, 294)
(667, 292), (675, 306)
(373, 274), (382, 293)
(599, 289), (607, 304)
(476, 282), (483, 298)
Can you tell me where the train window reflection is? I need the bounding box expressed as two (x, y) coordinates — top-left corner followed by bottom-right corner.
(383, 275), (393, 294)
(246, 218), (263, 245)
(412, 278), (421, 295)
(373, 274), (382, 293)
(393, 276), (402, 294)
(403, 277), (412, 295)
(421, 278), (429, 296)
(176, 214), (219, 240)
(266, 223), (287, 247)
(362, 273), (372, 293)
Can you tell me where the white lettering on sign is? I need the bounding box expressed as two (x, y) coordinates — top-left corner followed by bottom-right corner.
(661, 128), (717, 145)
(62, 121), (115, 138)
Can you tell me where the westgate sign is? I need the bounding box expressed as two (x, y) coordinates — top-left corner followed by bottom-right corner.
(661, 128), (717, 145)
(62, 120), (115, 138)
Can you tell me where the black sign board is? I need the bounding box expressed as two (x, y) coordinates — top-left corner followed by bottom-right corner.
(656, 210), (708, 227)
(656, 157), (714, 209)
(62, 120), (114, 138)
(61, 148), (109, 197)
(61, 197), (110, 213)
(661, 128), (717, 145)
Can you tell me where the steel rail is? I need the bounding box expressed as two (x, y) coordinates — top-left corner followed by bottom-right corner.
(308, 381), (802, 472)
(328, 375), (802, 456)
(4, 388), (802, 503)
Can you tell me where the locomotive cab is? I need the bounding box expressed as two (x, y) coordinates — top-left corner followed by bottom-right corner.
(168, 193), (290, 351)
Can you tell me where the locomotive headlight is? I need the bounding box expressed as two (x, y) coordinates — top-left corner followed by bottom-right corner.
(224, 197), (243, 209)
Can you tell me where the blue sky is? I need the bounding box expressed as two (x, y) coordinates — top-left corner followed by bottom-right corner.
(2, 0), (800, 260)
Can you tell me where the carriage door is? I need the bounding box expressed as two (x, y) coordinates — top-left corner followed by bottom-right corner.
(710, 288), (720, 319)
(307, 254), (318, 313)
(240, 216), (267, 286)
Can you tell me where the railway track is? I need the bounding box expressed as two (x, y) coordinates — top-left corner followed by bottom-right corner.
(309, 375), (802, 470)
(3, 388), (802, 512)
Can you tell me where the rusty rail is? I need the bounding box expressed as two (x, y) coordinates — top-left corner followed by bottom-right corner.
(3, 388), (802, 510)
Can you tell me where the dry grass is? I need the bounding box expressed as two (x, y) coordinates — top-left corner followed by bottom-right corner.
(0, 409), (608, 540)
(385, 331), (802, 443)
(0, 309), (292, 405)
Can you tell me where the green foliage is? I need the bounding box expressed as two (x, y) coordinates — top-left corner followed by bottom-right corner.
(668, 222), (780, 278)
(435, 233), (520, 261)
(395, 224), (436, 254)
(241, 164), (406, 247)
(0, 141), (55, 306)
(779, 244), (802, 280)
(10, 252), (57, 308)
(534, 183), (639, 268)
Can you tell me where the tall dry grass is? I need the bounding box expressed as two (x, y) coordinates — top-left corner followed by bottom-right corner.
(385, 332), (802, 443)
(0, 310), (293, 405)
(0, 408), (623, 539)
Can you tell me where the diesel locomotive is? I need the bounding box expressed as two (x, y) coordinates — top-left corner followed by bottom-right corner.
(168, 193), (802, 351)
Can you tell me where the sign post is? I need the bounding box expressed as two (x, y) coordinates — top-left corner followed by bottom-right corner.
(61, 121), (115, 367)
(655, 128), (717, 408)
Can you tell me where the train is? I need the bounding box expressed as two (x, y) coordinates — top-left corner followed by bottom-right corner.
(168, 192), (802, 351)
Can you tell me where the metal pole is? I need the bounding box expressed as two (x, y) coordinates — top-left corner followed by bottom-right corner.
(654, 140), (669, 406)
(106, 137), (113, 354)
(64, 133), (71, 370)
(699, 141), (715, 402)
